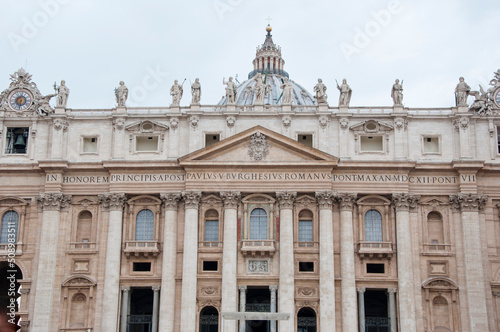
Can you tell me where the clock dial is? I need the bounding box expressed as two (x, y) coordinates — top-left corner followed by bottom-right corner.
(9, 90), (32, 111)
(495, 90), (500, 107)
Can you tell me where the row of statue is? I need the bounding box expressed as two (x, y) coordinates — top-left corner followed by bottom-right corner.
(49, 74), (497, 112)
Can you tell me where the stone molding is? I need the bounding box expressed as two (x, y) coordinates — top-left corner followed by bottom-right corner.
(182, 191), (202, 209)
(98, 193), (126, 211)
(37, 192), (71, 211)
(269, 285), (278, 292)
(239, 285), (247, 292)
(387, 288), (397, 294)
(449, 193), (487, 212)
(318, 115), (329, 129)
(121, 286), (130, 292)
(220, 191), (241, 209)
(337, 192), (357, 211)
(53, 118), (68, 131)
(315, 191), (335, 210)
(276, 191), (297, 209)
(152, 286), (161, 292)
(357, 287), (366, 293)
(113, 118), (125, 131)
(160, 192), (181, 211)
(392, 193), (420, 211)
(226, 115), (236, 128)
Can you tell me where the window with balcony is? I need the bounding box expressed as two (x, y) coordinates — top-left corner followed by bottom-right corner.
(364, 209), (383, 242)
(250, 208), (268, 240)
(297, 209), (314, 249)
(0, 211), (18, 244)
(425, 211), (448, 251)
(135, 209), (154, 241)
(203, 209), (220, 248)
(241, 194), (276, 257)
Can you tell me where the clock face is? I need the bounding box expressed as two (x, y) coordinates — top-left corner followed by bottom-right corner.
(9, 90), (32, 111)
(495, 90), (500, 107)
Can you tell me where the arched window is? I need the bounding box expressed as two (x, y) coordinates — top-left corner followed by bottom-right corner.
(199, 306), (219, 332)
(365, 210), (382, 242)
(298, 210), (313, 242)
(297, 307), (317, 332)
(135, 209), (154, 241)
(250, 208), (268, 240)
(0, 210), (19, 244)
(205, 210), (219, 242)
(427, 211), (444, 245)
(76, 211), (92, 243)
(69, 293), (87, 328)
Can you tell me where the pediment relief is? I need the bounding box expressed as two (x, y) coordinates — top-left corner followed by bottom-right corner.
(357, 195), (391, 206)
(350, 120), (393, 133)
(202, 194), (222, 207)
(179, 126), (338, 165)
(125, 120), (169, 133)
(128, 195), (162, 205)
(62, 275), (97, 287)
(420, 196), (449, 206)
(0, 196), (28, 206)
(73, 196), (99, 206)
(242, 193), (275, 204)
(422, 278), (458, 290)
(295, 195), (316, 208)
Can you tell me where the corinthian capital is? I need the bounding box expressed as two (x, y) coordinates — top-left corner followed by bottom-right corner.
(392, 193), (420, 211)
(220, 191), (241, 209)
(336, 193), (357, 211)
(182, 191), (202, 209)
(315, 191), (335, 210)
(99, 193), (126, 211)
(276, 191), (297, 209)
(449, 193), (487, 212)
(160, 192), (181, 211)
(37, 192), (72, 211)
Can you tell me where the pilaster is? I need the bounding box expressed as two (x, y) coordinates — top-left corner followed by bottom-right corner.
(276, 191), (296, 332)
(32, 192), (71, 332)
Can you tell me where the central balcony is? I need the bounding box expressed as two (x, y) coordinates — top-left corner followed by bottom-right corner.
(357, 241), (393, 259)
(124, 241), (160, 258)
(240, 240), (275, 257)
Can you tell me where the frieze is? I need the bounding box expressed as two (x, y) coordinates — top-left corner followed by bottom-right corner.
(248, 260), (269, 273)
(449, 193), (486, 212)
(226, 116), (236, 128)
(318, 115), (329, 129)
(37, 192), (71, 211)
(160, 192), (181, 211)
(98, 193), (126, 211)
(201, 286), (219, 296)
(297, 287), (317, 297)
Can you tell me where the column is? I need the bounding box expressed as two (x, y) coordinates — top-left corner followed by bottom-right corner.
(387, 288), (397, 332)
(32, 193), (71, 332)
(158, 193), (181, 332)
(315, 191), (336, 332)
(120, 287), (130, 332)
(357, 288), (365, 332)
(392, 193), (419, 332)
(221, 191), (241, 332)
(270, 285), (278, 332)
(180, 191), (202, 332)
(276, 191), (296, 332)
(100, 193), (127, 332)
(152, 286), (160, 332)
(338, 193), (358, 332)
(450, 193), (489, 331)
(239, 286), (247, 332)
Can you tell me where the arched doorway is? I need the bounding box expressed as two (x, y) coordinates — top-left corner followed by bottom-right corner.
(199, 306), (219, 332)
(297, 307), (316, 332)
(0, 261), (23, 331)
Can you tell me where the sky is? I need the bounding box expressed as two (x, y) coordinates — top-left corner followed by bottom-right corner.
(0, 0), (499, 109)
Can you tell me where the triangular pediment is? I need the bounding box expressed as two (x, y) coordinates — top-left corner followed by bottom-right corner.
(179, 126), (338, 166)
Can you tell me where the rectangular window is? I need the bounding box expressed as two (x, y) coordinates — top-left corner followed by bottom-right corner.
(136, 136), (159, 152)
(205, 220), (219, 242)
(297, 134), (313, 147)
(366, 263), (385, 274)
(133, 262), (151, 272)
(298, 220), (313, 242)
(5, 127), (29, 154)
(205, 134), (220, 147)
(423, 136), (440, 153)
(299, 262), (314, 272)
(82, 137), (98, 153)
(360, 136), (383, 152)
(203, 261), (218, 271)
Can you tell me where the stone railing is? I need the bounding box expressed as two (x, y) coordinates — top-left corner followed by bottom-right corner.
(67, 242), (97, 252)
(241, 240), (275, 257)
(124, 241), (160, 257)
(200, 241), (222, 248)
(357, 241), (393, 259)
(423, 243), (451, 251)
(294, 241), (319, 249)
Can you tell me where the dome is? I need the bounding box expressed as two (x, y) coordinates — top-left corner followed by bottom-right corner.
(218, 26), (316, 106)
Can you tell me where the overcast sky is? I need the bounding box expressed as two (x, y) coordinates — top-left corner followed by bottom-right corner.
(0, 0), (499, 109)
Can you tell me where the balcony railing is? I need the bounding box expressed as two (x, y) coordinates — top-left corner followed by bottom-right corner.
(423, 243), (451, 251)
(124, 241), (160, 257)
(365, 316), (390, 331)
(200, 241), (222, 248)
(358, 242), (393, 259)
(0, 243), (22, 255)
(245, 303), (271, 312)
(241, 240), (275, 257)
(67, 242), (97, 252)
(294, 241), (319, 249)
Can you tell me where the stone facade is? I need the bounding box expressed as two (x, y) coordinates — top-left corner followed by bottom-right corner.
(1, 26), (500, 332)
